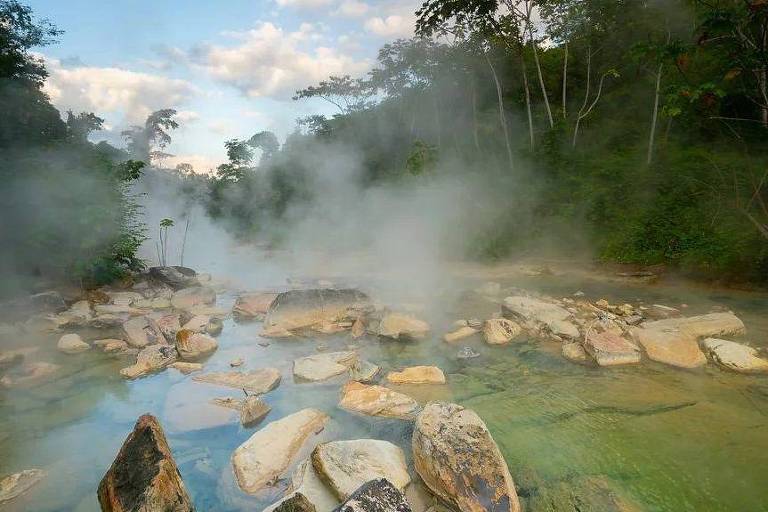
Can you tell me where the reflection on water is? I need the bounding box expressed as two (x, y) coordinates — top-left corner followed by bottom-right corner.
(1, 273), (767, 511)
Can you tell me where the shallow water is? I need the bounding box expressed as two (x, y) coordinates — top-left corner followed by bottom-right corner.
(1, 268), (767, 511)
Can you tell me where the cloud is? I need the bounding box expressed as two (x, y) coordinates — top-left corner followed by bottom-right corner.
(175, 110), (201, 124)
(364, 13), (415, 38)
(163, 154), (222, 175)
(42, 56), (197, 124)
(190, 22), (370, 99)
(334, 0), (369, 17)
(274, 0), (334, 7)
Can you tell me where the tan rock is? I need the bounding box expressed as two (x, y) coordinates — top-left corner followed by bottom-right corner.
(193, 368), (281, 394)
(0, 469), (45, 505)
(483, 318), (522, 345)
(232, 408), (328, 494)
(261, 325), (295, 338)
(378, 313), (430, 340)
(387, 366), (446, 385)
(562, 342), (589, 364)
(170, 286), (216, 310)
(338, 381), (419, 420)
(702, 338), (768, 374)
(122, 316), (162, 348)
(233, 292), (278, 320)
(583, 331), (641, 366)
(120, 345), (177, 379)
(264, 289), (370, 332)
(349, 360), (381, 383)
(293, 351), (359, 382)
(443, 326), (478, 343)
(350, 317), (366, 338)
(175, 329), (218, 360)
(241, 395), (272, 427)
(264, 458), (340, 512)
(94, 339), (128, 354)
(170, 362), (203, 374)
(57, 333), (90, 354)
(502, 296), (579, 340)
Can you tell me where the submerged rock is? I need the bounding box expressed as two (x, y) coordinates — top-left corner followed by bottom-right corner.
(170, 362), (203, 374)
(338, 381), (419, 420)
(312, 439), (411, 500)
(583, 331), (641, 366)
(233, 292), (278, 321)
(57, 333), (90, 354)
(386, 366), (445, 385)
(94, 338), (129, 354)
(294, 351), (359, 382)
(502, 296), (579, 340)
(412, 402), (521, 512)
(562, 342), (589, 364)
(483, 318), (522, 345)
(175, 330), (218, 361)
(443, 326), (478, 344)
(264, 289), (371, 332)
(232, 408), (328, 495)
(332, 478), (412, 512)
(0, 362), (59, 388)
(702, 338), (768, 374)
(98, 414), (193, 512)
(0, 469), (45, 505)
(456, 346), (480, 360)
(0, 351), (24, 372)
(349, 360), (381, 384)
(120, 345), (177, 379)
(193, 368), (281, 394)
(378, 313), (430, 340)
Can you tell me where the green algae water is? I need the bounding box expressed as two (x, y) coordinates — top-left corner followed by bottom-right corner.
(1, 268), (767, 511)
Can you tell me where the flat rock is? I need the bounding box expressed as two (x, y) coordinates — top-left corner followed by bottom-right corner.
(175, 329), (218, 360)
(264, 457), (341, 512)
(55, 300), (92, 327)
(386, 366), (445, 385)
(443, 326), (478, 343)
(0, 362), (59, 388)
(98, 414), (193, 512)
(57, 333), (90, 354)
(312, 439), (411, 500)
(331, 479), (412, 512)
(94, 339), (129, 354)
(233, 292), (278, 321)
(349, 360), (381, 383)
(120, 345), (177, 379)
(148, 266), (199, 290)
(702, 338), (768, 374)
(413, 402), (521, 512)
(294, 351), (359, 382)
(232, 408), (329, 494)
(562, 342), (589, 364)
(122, 316), (162, 348)
(483, 318), (522, 345)
(0, 469), (45, 505)
(583, 331), (641, 366)
(149, 313), (182, 343)
(338, 381), (419, 420)
(641, 312), (745, 339)
(378, 313), (430, 340)
(171, 286), (216, 311)
(193, 368), (281, 394)
(170, 362), (203, 374)
(502, 296), (579, 340)
(241, 395), (272, 427)
(264, 289), (371, 332)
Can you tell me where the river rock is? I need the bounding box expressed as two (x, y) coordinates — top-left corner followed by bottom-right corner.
(232, 408), (329, 494)
(483, 319), (522, 345)
(268, 492), (316, 512)
(350, 317), (366, 338)
(94, 338), (129, 354)
(338, 381), (419, 420)
(265, 456), (341, 512)
(583, 331), (641, 366)
(95, 304), (144, 316)
(349, 360), (381, 383)
(331, 478), (412, 512)
(312, 440), (411, 500)
(702, 338), (768, 373)
(149, 313), (182, 343)
(171, 286), (216, 311)
(443, 326), (478, 343)
(193, 368), (281, 393)
(264, 289), (371, 332)
(120, 344), (177, 379)
(181, 315), (212, 333)
(241, 395), (272, 427)
(122, 316), (161, 348)
(57, 333), (90, 354)
(0, 362), (59, 388)
(0, 469), (45, 505)
(503, 296), (579, 340)
(0, 351), (24, 372)
(642, 312), (745, 338)
(98, 414), (193, 512)
(170, 362), (203, 374)
(386, 366), (445, 385)
(148, 266), (199, 290)
(646, 304), (681, 320)
(562, 342), (589, 364)
(233, 292), (278, 321)
(378, 313), (430, 340)
(56, 300), (93, 327)
(413, 402), (521, 512)
(294, 351), (359, 382)
(107, 291), (144, 308)
(175, 329), (218, 360)
(456, 346), (480, 360)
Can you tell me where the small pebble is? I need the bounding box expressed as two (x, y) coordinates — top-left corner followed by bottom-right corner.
(230, 358), (244, 367)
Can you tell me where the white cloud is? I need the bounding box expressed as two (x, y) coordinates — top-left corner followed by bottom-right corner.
(274, 0), (334, 7)
(208, 119), (235, 135)
(334, 0), (369, 17)
(42, 56), (197, 124)
(364, 13), (415, 38)
(191, 22), (370, 99)
(175, 110), (200, 124)
(163, 154), (223, 175)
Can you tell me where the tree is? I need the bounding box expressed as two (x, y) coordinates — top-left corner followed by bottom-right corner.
(122, 108), (179, 161)
(248, 131), (280, 162)
(293, 75), (373, 114)
(65, 111), (104, 143)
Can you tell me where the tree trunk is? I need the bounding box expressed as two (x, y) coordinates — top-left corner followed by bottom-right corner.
(530, 26), (554, 128)
(647, 61), (663, 165)
(562, 41), (568, 119)
(484, 52), (515, 170)
(572, 49), (592, 148)
(759, 66), (768, 127)
(520, 51), (535, 151)
(471, 77), (481, 151)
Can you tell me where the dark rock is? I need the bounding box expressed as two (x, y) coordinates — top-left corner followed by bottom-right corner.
(148, 266), (199, 291)
(456, 346), (480, 360)
(97, 414), (193, 512)
(272, 492), (317, 512)
(332, 479), (411, 512)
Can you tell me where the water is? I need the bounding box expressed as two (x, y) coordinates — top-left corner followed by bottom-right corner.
(1, 266), (767, 511)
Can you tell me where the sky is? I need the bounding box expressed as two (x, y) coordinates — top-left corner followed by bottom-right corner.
(27, 0), (420, 173)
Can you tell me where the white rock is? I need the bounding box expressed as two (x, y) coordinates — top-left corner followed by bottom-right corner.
(57, 333), (90, 354)
(293, 351), (359, 382)
(702, 338), (768, 374)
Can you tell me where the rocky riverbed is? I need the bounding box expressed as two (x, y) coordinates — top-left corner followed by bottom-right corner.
(0, 263), (767, 511)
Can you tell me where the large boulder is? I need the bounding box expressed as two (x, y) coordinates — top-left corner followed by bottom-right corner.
(264, 289), (371, 332)
(232, 408), (329, 494)
(338, 381), (419, 420)
(175, 330), (218, 361)
(98, 414), (193, 512)
(702, 338), (768, 374)
(55, 300), (93, 327)
(120, 345), (177, 379)
(57, 333), (90, 354)
(378, 313), (430, 340)
(312, 440), (411, 500)
(171, 286), (216, 311)
(502, 296), (579, 340)
(483, 319), (522, 345)
(582, 331), (641, 366)
(641, 312), (745, 338)
(149, 313), (182, 343)
(386, 366), (445, 385)
(148, 266), (199, 290)
(193, 368), (281, 394)
(122, 316), (162, 348)
(412, 402), (521, 512)
(294, 351), (359, 382)
(0, 469), (45, 505)
(233, 292), (278, 321)
(331, 479), (412, 512)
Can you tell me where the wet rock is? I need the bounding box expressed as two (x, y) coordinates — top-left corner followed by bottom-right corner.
(181, 315), (212, 333)
(378, 313), (430, 340)
(351, 317), (366, 339)
(413, 402), (520, 512)
(443, 326), (478, 344)
(702, 338), (768, 374)
(349, 360), (381, 383)
(134, 296), (172, 310)
(56, 300), (93, 327)
(646, 304), (681, 320)
(170, 362), (203, 374)
(294, 351), (359, 382)
(642, 312), (745, 338)
(312, 440), (411, 501)
(148, 265), (199, 290)
(456, 346), (480, 360)
(206, 317), (224, 336)
(241, 395), (272, 427)
(583, 331), (641, 366)
(0, 351), (24, 372)
(233, 292), (278, 321)
(332, 478), (412, 512)
(95, 304), (144, 316)
(292, 458), (341, 512)
(57, 333), (90, 354)
(193, 368), (281, 393)
(562, 342), (589, 364)
(175, 329), (218, 361)
(269, 492), (317, 512)
(120, 345), (177, 379)
(230, 358), (244, 367)
(149, 313), (182, 343)
(89, 313), (129, 329)
(232, 408), (329, 495)
(483, 319), (522, 345)
(0, 362), (59, 388)
(528, 475), (642, 512)
(122, 316), (162, 348)
(0, 469), (46, 505)
(97, 414), (193, 512)
(171, 286), (216, 311)
(94, 339), (129, 354)
(264, 289), (371, 332)
(261, 326), (296, 338)
(338, 381), (419, 420)
(503, 296), (579, 340)
(106, 291), (144, 307)
(386, 366), (445, 385)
